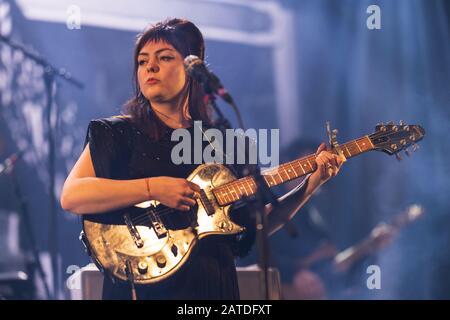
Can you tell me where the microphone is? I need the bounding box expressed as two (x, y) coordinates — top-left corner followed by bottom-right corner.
(0, 151), (24, 176)
(184, 55), (234, 104)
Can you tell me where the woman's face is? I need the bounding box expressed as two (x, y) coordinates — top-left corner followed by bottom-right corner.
(137, 40), (187, 104)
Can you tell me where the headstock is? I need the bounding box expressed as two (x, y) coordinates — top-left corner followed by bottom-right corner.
(405, 204), (425, 222)
(391, 204), (425, 228)
(369, 121), (425, 158)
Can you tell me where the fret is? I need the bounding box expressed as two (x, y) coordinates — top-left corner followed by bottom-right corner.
(340, 138), (373, 159)
(264, 175), (275, 187)
(245, 179), (255, 194)
(239, 183), (248, 196)
(335, 144), (348, 158)
(270, 172), (282, 185)
(228, 185), (238, 201)
(354, 140), (362, 153)
(296, 160), (306, 174)
(348, 141), (357, 154)
(215, 190), (224, 205)
(261, 168), (278, 186)
(222, 191), (229, 204)
(276, 171), (283, 183)
(222, 185), (229, 202)
(306, 158), (315, 172)
(276, 168), (285, 182)
(223, 186), (232, 203)
(253, 179), (258, 192)
(364, 136), (375, 149)
(343, 144), (352, 158)
(270, 174), (277, 186)
(347, 143), (357, 157)
(358, 137), (372, 152)
(235, 182), (245, 197)
(286, 165), (296, 179)
(233, 185), (241, 200)
(235, 183), (244, 197)
(263, 175), (271, 187)
(355, 143), (362, 152)
(357, 139), (366, 152)
(241, 180), (250, 196)
(252, 179), (258, 191)
(288, 163), (298, 178)
(301, 161), (309, 173)
(279, 167), (289, 182)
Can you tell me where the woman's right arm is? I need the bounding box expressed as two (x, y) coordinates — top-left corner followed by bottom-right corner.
(60, 144), (199, 215)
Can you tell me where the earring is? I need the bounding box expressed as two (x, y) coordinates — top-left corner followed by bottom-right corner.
(137, 92), (146, 104)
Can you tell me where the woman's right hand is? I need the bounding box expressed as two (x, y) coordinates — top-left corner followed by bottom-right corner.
(148, 177), (201, 211)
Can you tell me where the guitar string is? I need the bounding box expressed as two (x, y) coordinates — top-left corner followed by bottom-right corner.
(130, 151), (346, 224)
(130, 136), (379, 225)
(130, 157), (324, 225)
(130, 120), (233, 225)
(130, 129), (418, 224)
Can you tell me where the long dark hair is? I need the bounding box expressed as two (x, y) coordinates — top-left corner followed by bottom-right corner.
(123, 18), (212, 141)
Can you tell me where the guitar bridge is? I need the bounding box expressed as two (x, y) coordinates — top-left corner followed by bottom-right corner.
(124, 214), (144, 248)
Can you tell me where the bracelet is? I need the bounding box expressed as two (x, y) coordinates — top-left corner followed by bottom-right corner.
(145, 178), (151, 199)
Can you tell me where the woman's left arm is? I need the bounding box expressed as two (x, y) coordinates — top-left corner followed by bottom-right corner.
(266, 143), (345, 236)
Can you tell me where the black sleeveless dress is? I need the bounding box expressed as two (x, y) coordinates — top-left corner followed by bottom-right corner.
(84, 116), (254, 300)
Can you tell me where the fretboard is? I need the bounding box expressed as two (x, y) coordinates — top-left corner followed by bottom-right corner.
(212, 136), (374, 206)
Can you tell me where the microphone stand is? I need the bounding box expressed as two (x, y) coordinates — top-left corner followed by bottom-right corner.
(202, 83), (279, 300)
(204, 93), (232, 132)
(0, 35), (84, 299)
(245, 165), (279, 300)
(1, 153), (52, 300)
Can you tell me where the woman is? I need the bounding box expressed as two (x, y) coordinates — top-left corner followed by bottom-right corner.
(60, 18), (344, 300)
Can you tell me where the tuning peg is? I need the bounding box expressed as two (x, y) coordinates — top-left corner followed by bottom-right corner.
(395, 153), (403, 161)
(405, 149), (411, 157)
(399, 120), (405, 125)
(387, 121), (395, 125)
(412, 143), (419, 151)
(376, 122), (387, 131)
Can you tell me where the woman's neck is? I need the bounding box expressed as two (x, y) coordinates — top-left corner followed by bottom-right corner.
(151, 100), (181, 118)
(150, 97), (191, 129)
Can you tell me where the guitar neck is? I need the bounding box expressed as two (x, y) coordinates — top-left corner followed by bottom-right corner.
(213, 135), (374, 206)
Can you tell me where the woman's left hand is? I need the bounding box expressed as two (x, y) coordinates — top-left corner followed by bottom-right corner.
(309, 142), (345, 189)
